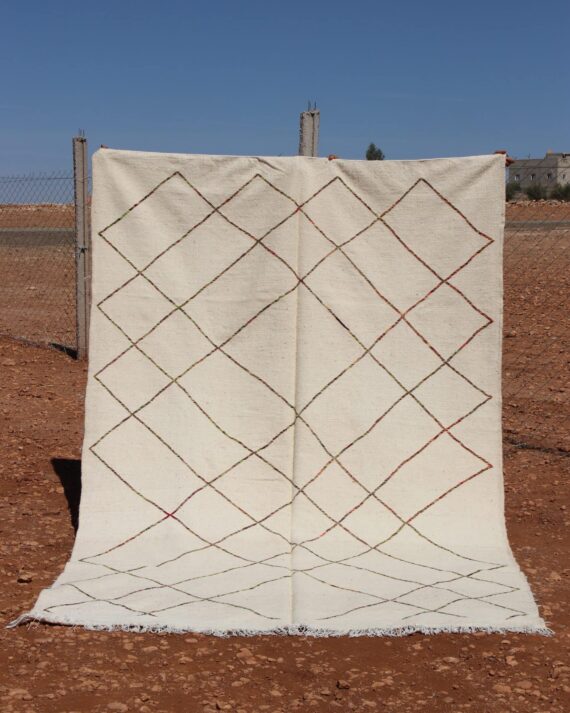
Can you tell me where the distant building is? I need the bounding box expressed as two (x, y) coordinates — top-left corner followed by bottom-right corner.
(508, 151), (570, 190)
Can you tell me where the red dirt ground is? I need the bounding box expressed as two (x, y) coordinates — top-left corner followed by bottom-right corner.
(0, 205), (75, 229)
(506, 200), (570, 223)
(0, 206), (569, 712)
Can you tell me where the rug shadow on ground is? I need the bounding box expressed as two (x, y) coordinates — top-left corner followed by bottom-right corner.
(51, 458), (82, 533)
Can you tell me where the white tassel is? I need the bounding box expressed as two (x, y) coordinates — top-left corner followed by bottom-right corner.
(6, 611), (553, 637)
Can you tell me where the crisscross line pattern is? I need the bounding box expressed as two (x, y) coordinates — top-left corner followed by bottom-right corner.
(27, 151), (546, 635)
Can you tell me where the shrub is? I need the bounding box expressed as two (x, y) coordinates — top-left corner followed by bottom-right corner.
(506, 181), (523, 201)
(525, 183), (548, 201)
(550, 183), (570, 201)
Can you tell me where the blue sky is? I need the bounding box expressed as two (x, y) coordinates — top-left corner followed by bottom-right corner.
(1, 0), (568, 173)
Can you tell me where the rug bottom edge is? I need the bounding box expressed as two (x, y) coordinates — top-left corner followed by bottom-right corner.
(8, 611), (553, 637)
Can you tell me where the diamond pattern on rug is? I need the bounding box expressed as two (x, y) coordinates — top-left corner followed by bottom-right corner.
(92, 171), (502, 625)
(26, 154), (545, 635)
(182, 245), (297, 346)
(137, 310), (214, 380)
(302, 179), (377, 246)
(101, 172), (214, 270)
(217, 174), (297, 239)
(99, 274), (173, 342)
(406, 283), (491, 360)
(381, 179), (491, 278)
(143, 213), (253, 306)
(304, 249), (399, 347)
(369, 320), (443, 390)
(301, 355), (405, 453)
(343, 221), (440, 313)
(377, 433), (487, 521)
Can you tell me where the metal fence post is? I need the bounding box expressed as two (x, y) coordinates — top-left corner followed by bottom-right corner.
(298, 104), (320, 157)
(73, 135), (90, 359)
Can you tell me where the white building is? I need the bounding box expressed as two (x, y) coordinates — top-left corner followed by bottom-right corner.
(509, 151), (570, 190)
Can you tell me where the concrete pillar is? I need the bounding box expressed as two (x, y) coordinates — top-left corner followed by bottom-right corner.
(298, 109), (320, 157)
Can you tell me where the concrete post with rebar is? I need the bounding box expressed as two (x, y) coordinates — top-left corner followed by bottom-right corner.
(73, 135), (90, 359)
(298, 108), (320, 157)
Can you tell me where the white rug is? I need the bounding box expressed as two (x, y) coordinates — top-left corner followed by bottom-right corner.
(22, 150), (547, 635)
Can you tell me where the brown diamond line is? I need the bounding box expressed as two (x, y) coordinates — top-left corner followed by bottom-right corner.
(50, 171), (525, 624)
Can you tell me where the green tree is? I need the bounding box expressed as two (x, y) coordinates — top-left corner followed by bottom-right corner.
(365, 143), (385, 161)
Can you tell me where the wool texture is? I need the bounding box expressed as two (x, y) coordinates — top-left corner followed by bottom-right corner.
(23, 150), (546, 635)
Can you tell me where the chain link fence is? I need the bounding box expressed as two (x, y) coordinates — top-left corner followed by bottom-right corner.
(503, 160), (570, 455)
(0, 172), (78, 352)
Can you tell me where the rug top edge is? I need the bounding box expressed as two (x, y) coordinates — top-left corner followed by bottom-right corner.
(93, 147), (503, 166)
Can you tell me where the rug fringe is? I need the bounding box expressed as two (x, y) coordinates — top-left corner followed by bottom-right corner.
(7, 611), (553, 637)
(5, 613), (32, 629)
